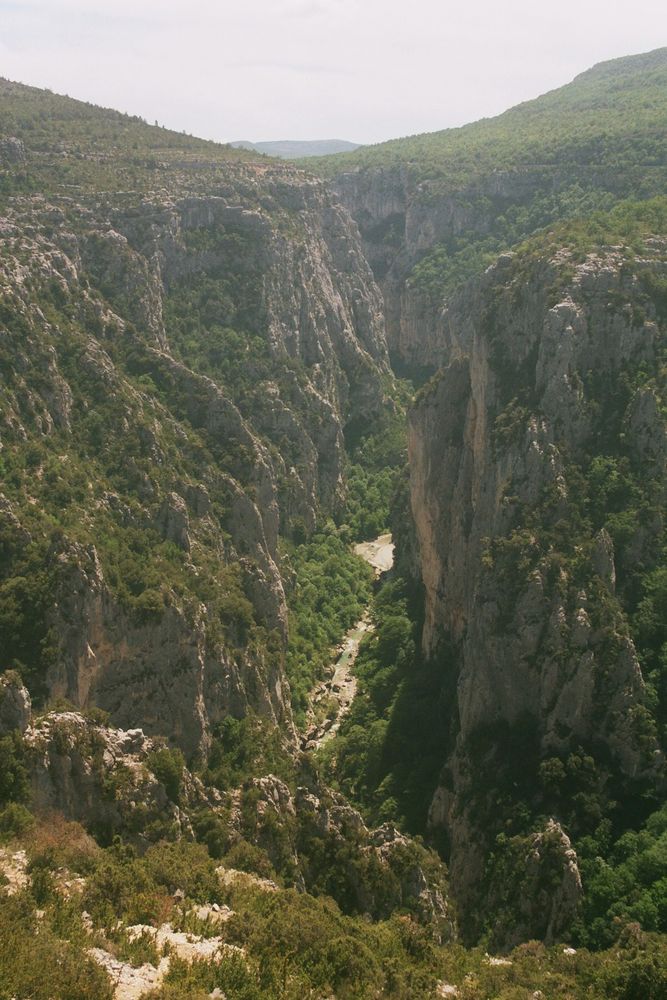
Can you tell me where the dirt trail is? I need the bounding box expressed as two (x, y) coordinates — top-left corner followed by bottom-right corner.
(301, 534), (393, 751)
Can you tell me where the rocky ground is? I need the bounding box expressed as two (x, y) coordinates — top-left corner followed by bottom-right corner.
(354, 533), (395, 576)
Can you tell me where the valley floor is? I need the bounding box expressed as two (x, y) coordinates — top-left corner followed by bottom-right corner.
(301, 534), (394, 750)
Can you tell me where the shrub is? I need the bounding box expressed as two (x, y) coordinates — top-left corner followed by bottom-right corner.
(0, 894), (113, 1000)
(0, 733), (28, 806)
(142, 840), (222, 903)
(222, 840), (276, 880)
(148, 746), (185, 803)
(0, 802), (34, 840)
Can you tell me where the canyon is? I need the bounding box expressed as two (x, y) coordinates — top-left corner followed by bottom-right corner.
(0, 46), (667, 998)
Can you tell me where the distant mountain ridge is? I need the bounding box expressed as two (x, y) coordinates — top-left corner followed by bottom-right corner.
(231, 138), (361, 158)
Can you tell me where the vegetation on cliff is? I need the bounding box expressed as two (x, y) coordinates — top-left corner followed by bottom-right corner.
(3, 45), (667, 998)
(3, 811), (667, 998)
(311, 48), (667, 376)
(0, 71), (393, 757)
(284, 529), (373, 724)
(317, 574), (448, 835)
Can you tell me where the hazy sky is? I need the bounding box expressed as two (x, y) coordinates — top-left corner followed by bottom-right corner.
(0, 0), (666, 145)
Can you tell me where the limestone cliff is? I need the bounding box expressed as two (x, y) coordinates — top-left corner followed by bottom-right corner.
(409, 229), (667, 941)
(322, 49), (667, 371)
(0, 82), (391, 756)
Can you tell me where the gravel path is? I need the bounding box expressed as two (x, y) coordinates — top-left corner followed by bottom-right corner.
(301, 534), (393, 751)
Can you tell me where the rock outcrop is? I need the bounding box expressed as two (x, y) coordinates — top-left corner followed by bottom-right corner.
(0, 671), (31, 735)
(193, 771), (453, 932)
(409, 236), (667, 939)
(0, 135), (25, 166)
(326, 51), (667, 371)
(24, 712), (194, 845)
(17, 707), (453, 931)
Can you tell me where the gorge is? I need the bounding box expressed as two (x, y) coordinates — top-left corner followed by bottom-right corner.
(0, 47), (667, 1000)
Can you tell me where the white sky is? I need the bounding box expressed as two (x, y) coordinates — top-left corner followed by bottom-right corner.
(0, 0), (665, 145)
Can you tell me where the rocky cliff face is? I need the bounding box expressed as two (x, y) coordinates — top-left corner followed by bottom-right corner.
(331, 164), (493, 369)
(324, 50), (667, 373)
(332, 167), (667, 373)
(0, 125), (390, 756)
(227, 773), (452, 929)
(25, 711), (195, 847)
(409, 232), (667, 940)
(5, 679), (452, 932)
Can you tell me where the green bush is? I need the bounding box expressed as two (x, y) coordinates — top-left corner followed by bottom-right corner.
(0, 894), (113, 1000)
(0, 733), (28, 806)
(0, 802), (34, 840)
(148, 746), (186, 803)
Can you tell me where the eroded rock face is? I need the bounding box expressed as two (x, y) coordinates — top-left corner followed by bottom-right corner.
(0, 671), (31, 735)
(0, 135), (25, 166)
(0, 163), (390, 757)
(409, 242), (667, 939)
(25, 713), (193, 845)
(519, 821), (583, 947)
(331, 168), (564, 369)
(228, 773), (453, 933)
(39, 530), (291, 761)
(18, 713), (453, 932)
(332, 160), (667, 372)
(458, 817), (583, 952)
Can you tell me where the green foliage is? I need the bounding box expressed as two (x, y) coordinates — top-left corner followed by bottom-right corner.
(0, 893), (113, 1000)
(221, 840), (277, 880)
(574, 804), (667, 949)
(0, 801), (34, 841)
(142, 840), (222, 903)
(635, 566), (667, 741)
(158, 950), (264, 1000)
(599, 933), (667, 1000)
(202, 714), (295, 792)
(0, 77), (257, 203)
(318, 576), (447, 833)
(310, 51), (667, 304)
(83, 838), (222, 928)
(190, 809), (232, 861)
(0, 263), (281, 703)
(5, 807), (667, 998)
(284, 528), (373, 724)
(148, 747), (186, 804)
(3, 51), (667, 985)
(109, 926), (161, 968)
(312, 49), (667, 183)
(343, 463), (398, 541)
(83, 849), (163, 927)
(0, 733), (28, 806)
(340, 400), (409, 543)
(0, 529), (57, 699)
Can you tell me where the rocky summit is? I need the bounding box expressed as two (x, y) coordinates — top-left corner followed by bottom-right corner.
(1, 48), (667, 1000)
